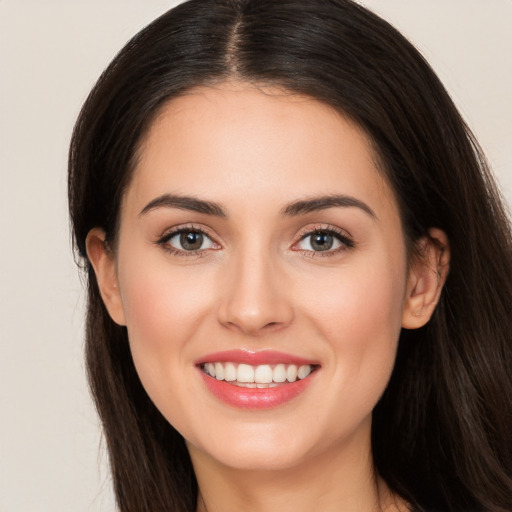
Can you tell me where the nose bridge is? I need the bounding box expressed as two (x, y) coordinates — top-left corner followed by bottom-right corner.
(217, 238), (293, 335)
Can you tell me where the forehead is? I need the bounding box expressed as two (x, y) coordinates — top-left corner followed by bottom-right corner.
(126, 83), (397, 218)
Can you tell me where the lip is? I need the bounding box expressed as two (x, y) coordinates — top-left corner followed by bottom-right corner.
(196, 349), (318, 366)
(198, 370), (316, 409)
(196, 350), (319, 409)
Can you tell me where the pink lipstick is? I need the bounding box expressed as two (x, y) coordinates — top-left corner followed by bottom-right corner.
(196, 350), (319, 409)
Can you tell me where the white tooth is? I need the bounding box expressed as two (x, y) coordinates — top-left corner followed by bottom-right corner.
(256, 383), (268, 388)
(254, 364), (273, 384)
(215, 362), (225, 381)
(224, 362), (237, 382)
(206, 363), (215, 377)
(269, 383), (278, 388)
(286, 364), (298, 382)
(298, 365), (312, 379)
(273, 364), (287, 383)
(237, 363), (255, 383)
(236, 381), (257, 388)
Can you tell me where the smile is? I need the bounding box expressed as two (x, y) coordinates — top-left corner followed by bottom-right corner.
(197, 351), (319, 409)
(202, 362), (314, 387)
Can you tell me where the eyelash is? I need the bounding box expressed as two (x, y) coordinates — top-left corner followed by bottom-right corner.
(293, 225), (355, 257)
(156, 224), (219, 258)
(155, 224), (355, 258)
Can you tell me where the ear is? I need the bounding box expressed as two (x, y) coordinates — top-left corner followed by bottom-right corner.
(402, 228), (450, 329)
(86, 228), (127, 326)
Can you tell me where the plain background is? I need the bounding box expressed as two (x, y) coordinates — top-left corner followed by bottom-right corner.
(1, 1), (511, 511)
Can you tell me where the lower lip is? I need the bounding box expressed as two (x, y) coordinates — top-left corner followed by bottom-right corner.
(199, 370), (316, 410)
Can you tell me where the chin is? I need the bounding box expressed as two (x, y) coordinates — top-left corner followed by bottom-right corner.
(184, 416), (344, 475)
(199, 445), (311, 473)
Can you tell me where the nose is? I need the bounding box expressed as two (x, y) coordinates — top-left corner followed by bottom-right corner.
(216, 246), (294, 336)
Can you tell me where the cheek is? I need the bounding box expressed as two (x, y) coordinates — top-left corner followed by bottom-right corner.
(303, 250), (405, 336)
(328, 267), (404, 341)
(119, 250), (215, 335)
(116, 257), (215, 398)
(299, 254), (406, 408)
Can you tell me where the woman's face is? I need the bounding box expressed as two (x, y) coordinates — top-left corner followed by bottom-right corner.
(91, 83), (431, 472)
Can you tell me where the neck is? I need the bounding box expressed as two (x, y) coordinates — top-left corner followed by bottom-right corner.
(189, 424), (406, 512)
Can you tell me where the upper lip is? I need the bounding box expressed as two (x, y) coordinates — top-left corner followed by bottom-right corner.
(196, 349), (319, 366)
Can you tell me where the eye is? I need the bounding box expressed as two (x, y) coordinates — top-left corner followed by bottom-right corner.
(158, 228), (218, 254)
(294, 228), (354, 253)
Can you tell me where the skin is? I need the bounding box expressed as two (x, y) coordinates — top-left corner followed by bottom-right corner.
(87, 83), (449, 512)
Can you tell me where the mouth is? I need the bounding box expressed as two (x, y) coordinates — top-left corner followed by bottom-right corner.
(196, 351), (319, 409)
(200, 362), (316, 388)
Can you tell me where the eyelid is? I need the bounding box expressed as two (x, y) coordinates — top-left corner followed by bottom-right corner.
(156, 223), (221, 256)
(154, 222), (354, 257)
(292, 224), (355, 254)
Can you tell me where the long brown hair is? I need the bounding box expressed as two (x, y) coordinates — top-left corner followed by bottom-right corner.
(68, 1), (512, 510)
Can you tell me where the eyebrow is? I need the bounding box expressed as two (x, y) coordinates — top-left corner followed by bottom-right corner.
(139, 194), (227, 217)
(282, 194), (376, 219)
(139, 193), (376, 220)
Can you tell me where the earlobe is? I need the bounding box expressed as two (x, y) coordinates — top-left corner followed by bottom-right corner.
(402, 228), (450, 329)
(86, 228), (127, 326)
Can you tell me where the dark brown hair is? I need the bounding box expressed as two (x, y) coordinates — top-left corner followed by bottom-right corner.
(68, 1), (512, 510)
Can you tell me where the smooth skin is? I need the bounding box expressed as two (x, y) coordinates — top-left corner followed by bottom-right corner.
(87, 83), (449, 512)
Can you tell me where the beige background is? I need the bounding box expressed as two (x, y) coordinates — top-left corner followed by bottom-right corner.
(1, 1), (510, 511)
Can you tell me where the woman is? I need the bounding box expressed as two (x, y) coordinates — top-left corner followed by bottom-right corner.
(68, 0), (512, 511)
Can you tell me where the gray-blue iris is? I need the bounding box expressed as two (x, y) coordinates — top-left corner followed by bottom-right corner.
(311, 232), (334, 251)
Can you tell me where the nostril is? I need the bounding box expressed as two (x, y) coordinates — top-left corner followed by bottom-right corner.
(216, 272), (294, 334)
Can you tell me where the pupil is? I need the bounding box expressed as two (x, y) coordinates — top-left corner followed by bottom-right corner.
(180, 231), (203, 250)
(311, 232), (333, 251)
